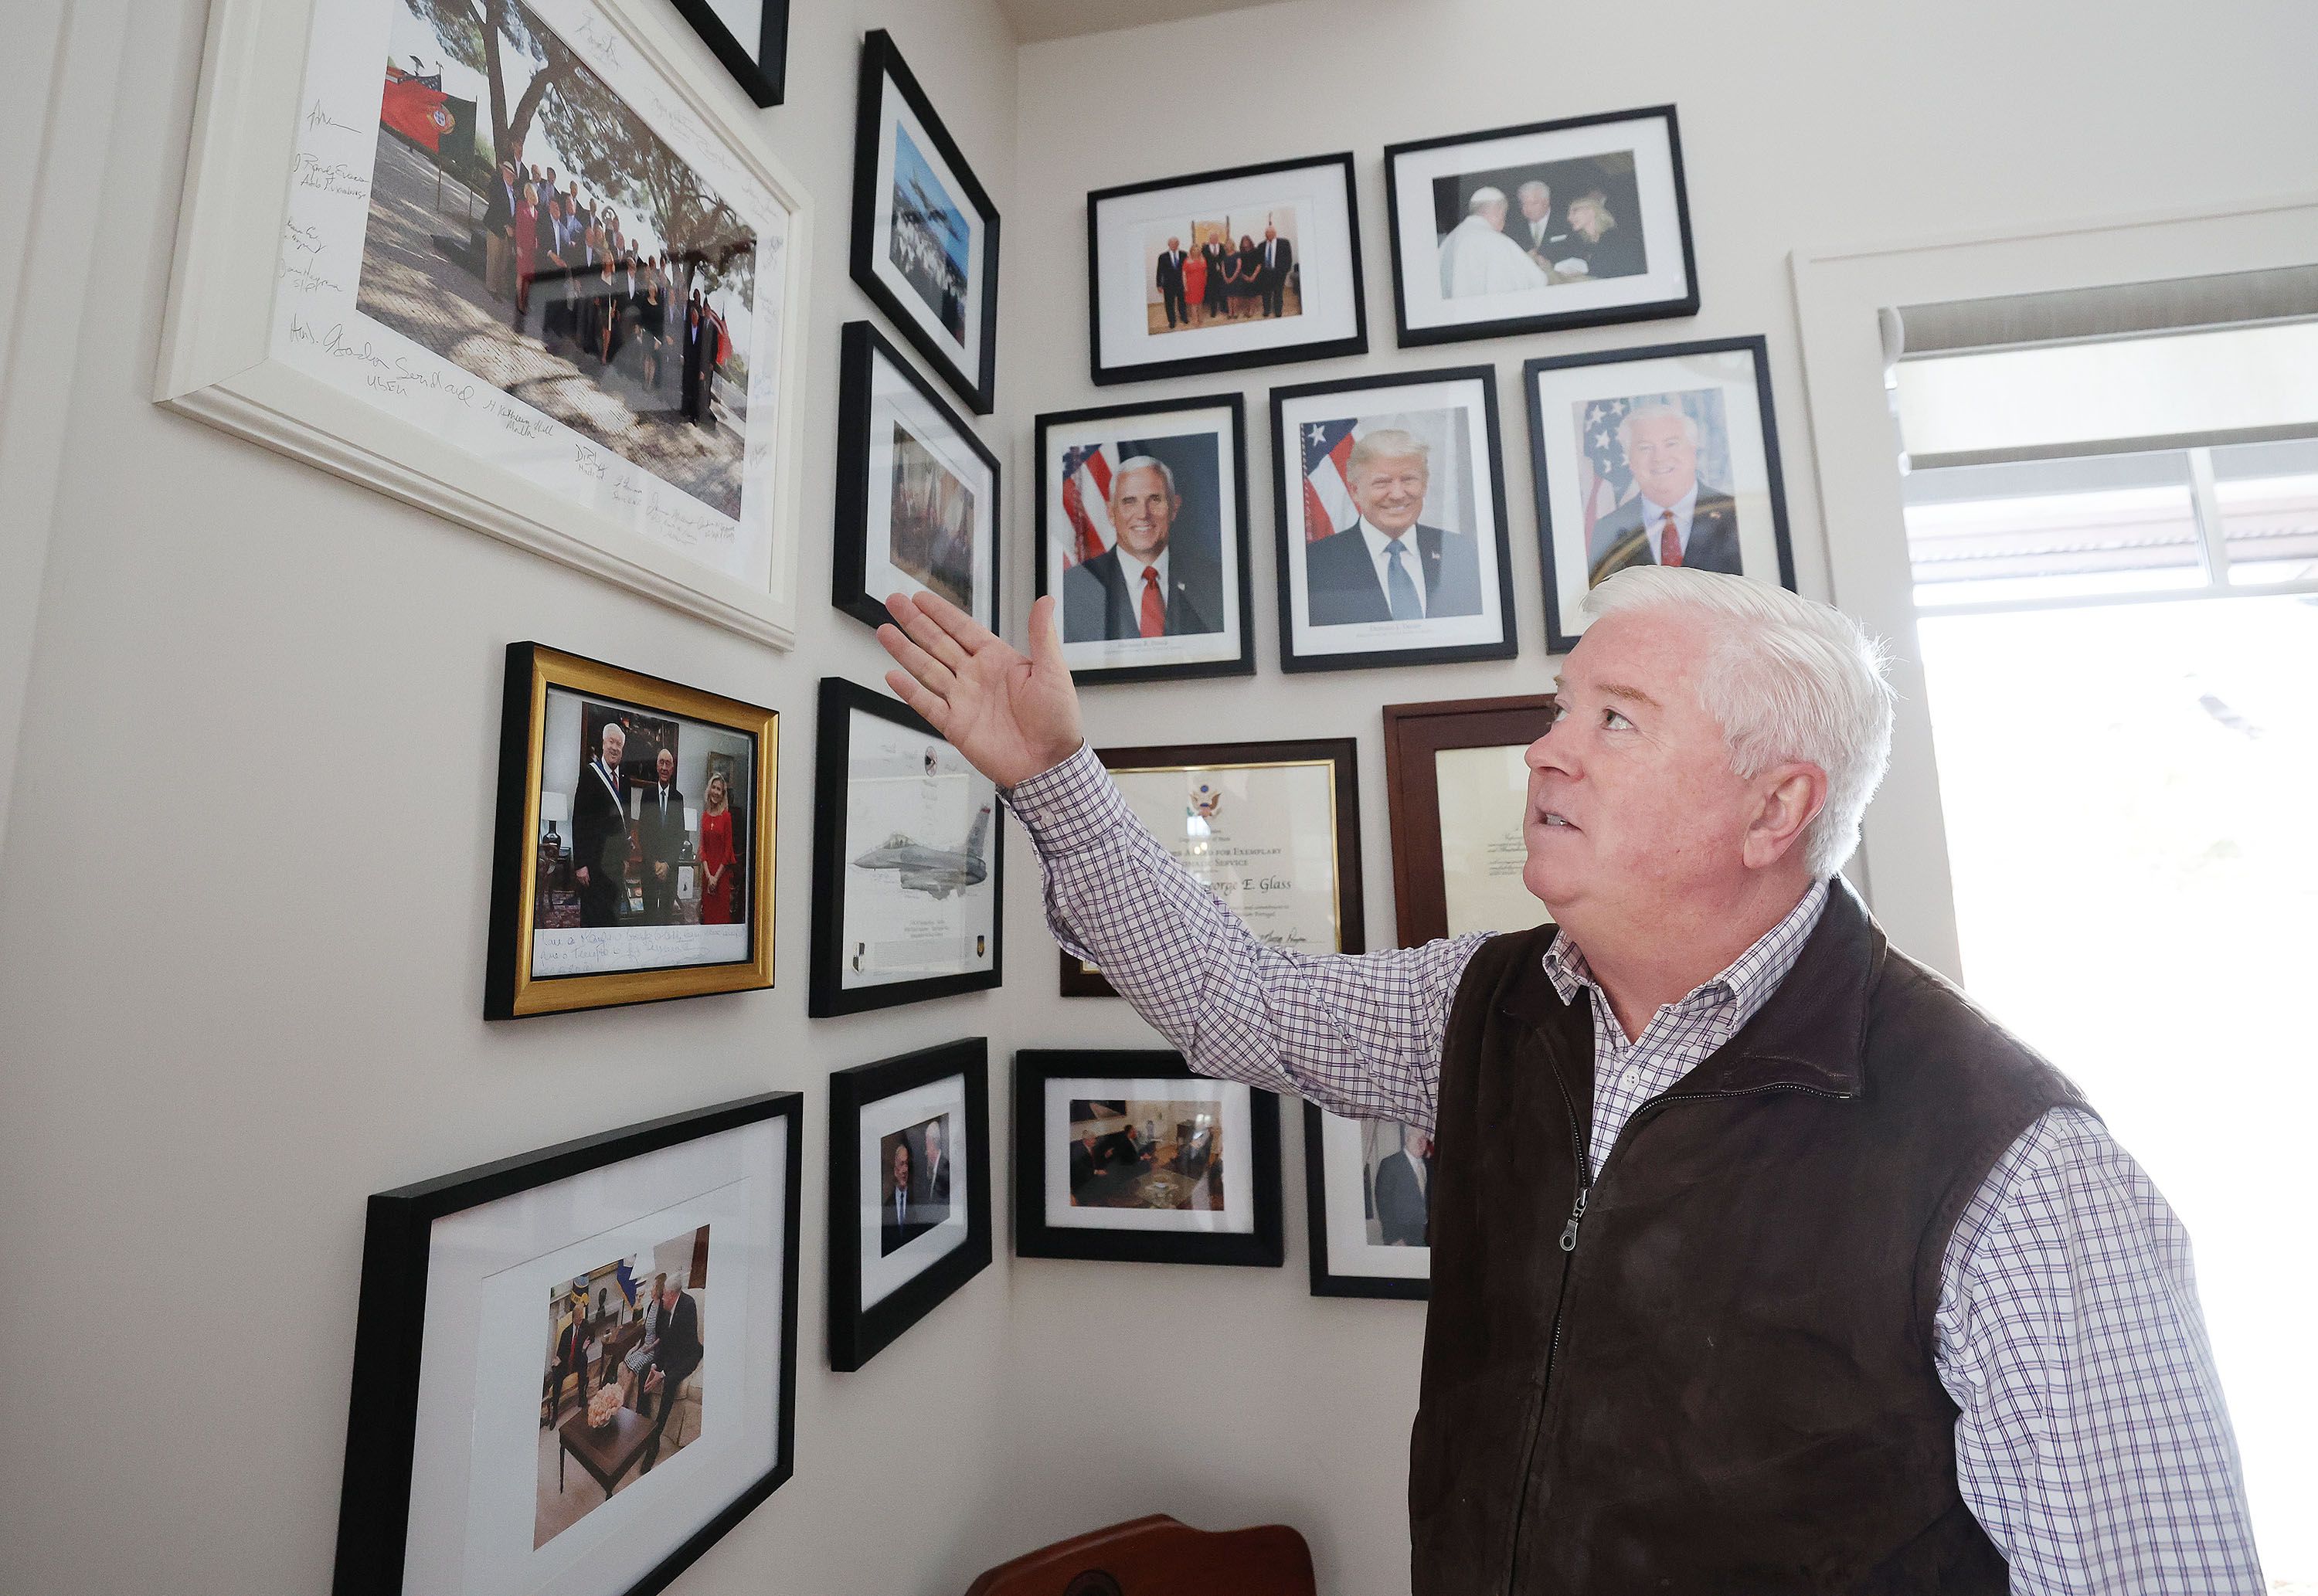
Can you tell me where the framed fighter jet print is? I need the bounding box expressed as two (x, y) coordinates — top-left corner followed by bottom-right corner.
(808, 677), (1004, 1017)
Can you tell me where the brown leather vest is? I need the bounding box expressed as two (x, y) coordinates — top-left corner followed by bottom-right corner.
(1409, 882), (2086, 1594)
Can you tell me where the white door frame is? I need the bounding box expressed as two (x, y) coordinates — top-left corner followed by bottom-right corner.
(1786, 192), (2318, 981)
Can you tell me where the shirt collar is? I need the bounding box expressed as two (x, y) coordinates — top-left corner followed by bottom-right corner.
(1542, 878), (1831, 1031)
(1114, 543), (1169, 589)
(1637, 483), (1701, 537)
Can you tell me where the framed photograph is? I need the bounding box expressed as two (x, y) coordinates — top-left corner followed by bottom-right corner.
(809, 677), (1002, 1017)
(666, 0), (787, 107)
(486, 643), (776, 1020)
(1270, 366), (1518, 673)
(331, 1092), (801, 1596)
(1013, 1051), (1283, 1268)
(1384, 105), (1697, 348)
(157, 0), (813, 646)
(827, 1039), (991, 1371)
(1305, 1104), (1433, 1300)
(850, 29), (1000, 413)
(1059, 739), (1364, 998)
(1525, 334), (1797, 653)
(832, 321), (999, 634)
(1381, 693), (1558, 948)
(1033, 393), (1253, 684)
(1088, 152), (1366, 387)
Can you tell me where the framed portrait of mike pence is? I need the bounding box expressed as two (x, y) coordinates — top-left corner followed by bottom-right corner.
(1059, 738), (1364, 998)
(485, 644), (777, 1020)
(1524, 335), (1796, 654)
(809, 677), (1003, 1017)
(1034, 392), (1254, 684)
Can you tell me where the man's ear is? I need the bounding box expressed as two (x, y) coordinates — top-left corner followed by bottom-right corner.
(1742, 761), (1827, 870)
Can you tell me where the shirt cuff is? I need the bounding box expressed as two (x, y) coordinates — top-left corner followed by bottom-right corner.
(1001, 742), (1129, 857)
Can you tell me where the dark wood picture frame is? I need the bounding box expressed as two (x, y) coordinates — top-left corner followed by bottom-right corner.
(331, 1092), (804, 1596)
(1268, 365), (1520, 674)
(1303, 1102), (1430, 1301)
(1032, 392), (1255, 685)
(1086, 151), (1368, 387)
(809, 677), (1004, 1017)
(1381, 692), (1558, 948)
(1524, 334), (1797, 654)
(850, 29), (1001, 413)
(486, 643), (778, 1020)
(667, 0), (789, 107)
(827, 1039), (993, 1371)
(1059, 737), (1365, 997)
(1382, 104), (1699, 349)
(1013, 1050), (1284, 1268)
(831, 319), (1001, 635)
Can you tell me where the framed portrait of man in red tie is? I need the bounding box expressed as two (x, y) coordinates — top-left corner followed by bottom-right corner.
(1524, 335), (1799, 654)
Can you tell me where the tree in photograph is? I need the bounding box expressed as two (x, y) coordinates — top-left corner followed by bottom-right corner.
(405, 0), (578, 171)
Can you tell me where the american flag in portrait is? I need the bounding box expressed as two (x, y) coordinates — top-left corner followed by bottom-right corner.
(1300, 417), (1359, 542)
(1576, 396), (1640, 553)
(1057, 443), (1117, 567)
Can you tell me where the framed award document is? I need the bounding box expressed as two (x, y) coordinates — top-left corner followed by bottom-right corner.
(1381, 693), (1558, 947)
(809, 677), (1002, 1017)
(1060, 738), (1363, 997)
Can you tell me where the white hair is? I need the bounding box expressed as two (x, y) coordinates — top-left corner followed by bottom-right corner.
(1616, 403), (1701, 450)
(1108, 454), (1178, 500)
(1467, 185), (1507, 214)
(1517, 180), (1551, 202)
(1580, 567), (1895, 878)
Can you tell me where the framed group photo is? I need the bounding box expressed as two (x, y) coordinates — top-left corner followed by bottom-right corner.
(832, 320), (999, 635)
(809, 677), (1002, 1017)
(1034, 394), (1253, 684)
(1059, 738), (1363, 997)
(667, 0), (787, 107)
(1384, 105), (1697, 348)
(486, 643), (777, 1020)
(1270, 366), (1518, 672)
(1525, 335), (1796, 652)
(851, 29), (1001, 413)
(1381, 692), (1558, 947)
(827, 1040), (992, 1371)
(331, 1092), (802, 1596)
(159, 0), (813, 645)
(1087, 152), (1366, 386)
(1014, 1051), (1283, 1268)
(1306, 1105), (1433, 1300)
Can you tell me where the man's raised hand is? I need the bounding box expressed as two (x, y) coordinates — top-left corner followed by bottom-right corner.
(876, 590), (1084, 789)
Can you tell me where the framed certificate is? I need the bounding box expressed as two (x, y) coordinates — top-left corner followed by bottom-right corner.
(1059, 738), (1364, 997)
(809, 677), (1002, 1017)
(1380, 693), (1558, 947)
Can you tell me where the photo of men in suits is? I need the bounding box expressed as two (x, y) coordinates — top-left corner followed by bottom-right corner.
(570, 719), (630, 928)
(1369, 1127), (1435, 1248)
(880, 1136), (937, 1255)
(1256, 223), (1293, 318)
(1586, 402), (1744, 584)
(1304, 429), (1484, 627)
(1154, 236), (1190, 328)
(1062, 453), (1224, 645)
(636, 745), (685, 925)
(639, 1274), (702, 1471)
(1142, 211), (1302, 334)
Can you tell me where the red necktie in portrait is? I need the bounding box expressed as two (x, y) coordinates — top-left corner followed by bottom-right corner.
(1659, 509), (1683, 568)
(1139, 565), (1166, 638)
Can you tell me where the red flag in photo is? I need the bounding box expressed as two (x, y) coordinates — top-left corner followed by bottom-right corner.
(382, 66), (454, 154)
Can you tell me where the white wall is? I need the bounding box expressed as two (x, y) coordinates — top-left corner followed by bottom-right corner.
(3, 0), (2314, 1593)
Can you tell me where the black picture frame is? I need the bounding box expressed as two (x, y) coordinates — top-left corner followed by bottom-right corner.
(1014, 1050), (1284, 1268)
(849, 29), (1001, 413)
(331, 1092), (803, 1596)
(485, 643), (778, 1020)
(1304, 1103), (1431, 1301)
(1382, 104), (1699, 348)
(827, 1039), (993, 1371)
(832, 319), (1002, 635)
(1059, 737), (1365, 997)
(666, 0), (788, 107)
(1524, 334), (1797, 654)
(809, 677), (1004, 1017)
(1268, 364), (1520, 674)
(1032, 392), (1255, 685)
(1086, 151), (1368, 387)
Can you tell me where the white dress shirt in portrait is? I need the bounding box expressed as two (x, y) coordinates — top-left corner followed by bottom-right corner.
(1359, 520), (1427, 618)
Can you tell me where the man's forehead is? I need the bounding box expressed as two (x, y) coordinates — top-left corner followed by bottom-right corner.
(1557, 611), (1707, 698)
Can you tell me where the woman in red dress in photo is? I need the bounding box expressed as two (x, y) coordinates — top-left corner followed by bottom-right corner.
(513, 181), (539, 319)
(1181, 243), (1208, 328)
(697, 771), (738, 925)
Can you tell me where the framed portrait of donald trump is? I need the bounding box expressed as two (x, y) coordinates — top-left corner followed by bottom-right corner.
(1269, 366), (1518, 673)
(1524, 335), (1798, 654)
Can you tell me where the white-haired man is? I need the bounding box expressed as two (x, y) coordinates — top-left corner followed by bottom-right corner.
(1062, 455), (1221, 643)
(1436, 185), (1548, 299)
(1589, 403), (1743, 582)
(874, 569), (2261, 1594)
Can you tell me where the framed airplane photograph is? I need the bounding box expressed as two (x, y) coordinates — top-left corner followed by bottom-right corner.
(809, 677), (1003, 1017)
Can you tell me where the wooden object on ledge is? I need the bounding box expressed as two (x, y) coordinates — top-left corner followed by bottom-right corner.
(964, 1513), (1316, 1596)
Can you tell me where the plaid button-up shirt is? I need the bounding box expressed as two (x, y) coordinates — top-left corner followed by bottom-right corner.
(1008, 745), (2265, 1593)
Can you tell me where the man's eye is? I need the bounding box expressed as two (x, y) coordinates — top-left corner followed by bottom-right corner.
(1604, 708), (1633, 730)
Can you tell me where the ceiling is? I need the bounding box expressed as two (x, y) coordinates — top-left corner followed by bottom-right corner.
(997, 0), (1283, 44)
